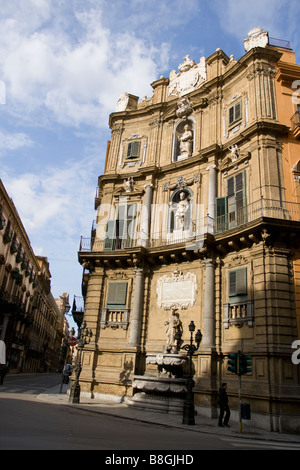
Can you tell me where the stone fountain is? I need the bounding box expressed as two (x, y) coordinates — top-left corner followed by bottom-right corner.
(128, 308), (188, 414)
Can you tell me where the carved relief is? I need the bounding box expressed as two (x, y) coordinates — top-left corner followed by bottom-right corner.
(156, 267), (197, 310)
(168, 55), (206, 97)
(244, 27), (269, 52)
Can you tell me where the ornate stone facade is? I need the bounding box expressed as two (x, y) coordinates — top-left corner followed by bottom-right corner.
(76, 29), (300, 433)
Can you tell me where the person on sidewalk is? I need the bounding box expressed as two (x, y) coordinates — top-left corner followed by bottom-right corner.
(218, 382), (230, 427)
(0, 340), (8, 385)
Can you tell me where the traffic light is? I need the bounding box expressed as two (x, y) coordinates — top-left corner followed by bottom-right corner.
(228, 353), (237, 373)
(239, 353), (252, 375)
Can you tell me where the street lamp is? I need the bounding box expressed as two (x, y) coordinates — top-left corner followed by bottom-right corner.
(69, 320), (92, 404)
(175, 321), (202, 425)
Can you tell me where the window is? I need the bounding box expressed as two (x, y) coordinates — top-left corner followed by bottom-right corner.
(106, 282), (128, 308)
(224, 267), (253, 328)
(229, 101), (242, 127)
(229, 268), (247, 297)
(215, 171), (247, 232)
(126, 141), (140, 159)
(104, 203), (137, 250)
(227, 171), (247, 228)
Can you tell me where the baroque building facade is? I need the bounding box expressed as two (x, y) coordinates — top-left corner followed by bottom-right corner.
(77, 28), (300, 433)
(0, 179), (66, 373)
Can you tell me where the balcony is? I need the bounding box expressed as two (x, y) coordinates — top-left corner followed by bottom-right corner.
(79, 198), (299, 255)
(79, 216), (214, 252)
(223, 300), (254, 328)
(100, 307), (130, 330)
(215, 198), (300, 234)
(291, 111), (300, 140)
(72, 295), (84, 328)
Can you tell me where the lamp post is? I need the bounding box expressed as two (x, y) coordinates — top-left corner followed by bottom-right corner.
(175, 321), (202, 425)
(69, 320), (92, 404)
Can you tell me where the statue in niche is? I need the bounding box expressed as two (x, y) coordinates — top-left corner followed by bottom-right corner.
(164, 307), (181, 354)
(123, 176), (134, 192)
(229, 144), (239, 161)
(175, 191), (190, 230)
(174, 123), (193, 158)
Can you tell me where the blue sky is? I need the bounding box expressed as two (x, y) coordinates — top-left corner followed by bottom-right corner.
(0, 0), (299, 330)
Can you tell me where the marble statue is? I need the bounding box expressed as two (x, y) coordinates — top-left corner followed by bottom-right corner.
(164, 308), (180, 354)
(175, 124), (193, 158)
(175, 191), (190, 230)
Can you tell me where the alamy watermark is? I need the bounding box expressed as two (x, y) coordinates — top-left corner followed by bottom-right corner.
(0, 80), (6, 105)
(291, 340), (300, 365)
(292, 80), (300, 105)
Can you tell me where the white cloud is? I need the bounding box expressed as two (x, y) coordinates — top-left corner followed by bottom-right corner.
(210, 0), (300, 54)
(0, 130), (34, 153)
(3, 153), (97, 237)
(0, 2), (172, 128)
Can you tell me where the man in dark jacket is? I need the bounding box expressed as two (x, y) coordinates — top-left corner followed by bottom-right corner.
(218, 383), (230, 427)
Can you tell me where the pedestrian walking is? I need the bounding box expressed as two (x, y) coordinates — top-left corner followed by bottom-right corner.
(0, 340), (8, 385)
(218, 382), (230, 427)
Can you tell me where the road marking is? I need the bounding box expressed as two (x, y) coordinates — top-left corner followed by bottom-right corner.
(220, 437), (300, 450)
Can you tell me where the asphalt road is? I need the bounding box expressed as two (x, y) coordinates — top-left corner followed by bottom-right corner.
(0, 374), (299, 455)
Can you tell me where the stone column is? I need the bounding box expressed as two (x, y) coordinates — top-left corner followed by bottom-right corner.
(202, 258), (216, 348)
(83, 267), (105, 348)
(207, 165), (217, 220)
(128, 268), (144, 348)
(140, 183), (153, 247)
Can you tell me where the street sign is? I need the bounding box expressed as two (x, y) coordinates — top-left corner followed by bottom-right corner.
(68, 337), (77, 347)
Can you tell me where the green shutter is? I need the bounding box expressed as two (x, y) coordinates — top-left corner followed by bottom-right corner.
(229, 101), (242, 126)
(107, 282), (128, 307)
(229, 106), (234, 126)
(236, 268), (247, 295)
(229, 270), (237, 297)
(117, 203), (137, 248)
(229, 268), (247, 297)
(126, 141), (140, 159)
(216, 197), (228, 233)
(227, 171), (247, 228)
(235, 102), (241, 122)
(227, 177), (235, 197)
(104, 220), (116, 250)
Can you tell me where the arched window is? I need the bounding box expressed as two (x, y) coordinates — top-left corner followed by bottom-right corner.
(168, 188), (193, 233)
(172, 118), (195, 162)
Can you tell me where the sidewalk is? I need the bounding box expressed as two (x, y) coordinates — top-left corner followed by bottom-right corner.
(37, 383), (300, 444)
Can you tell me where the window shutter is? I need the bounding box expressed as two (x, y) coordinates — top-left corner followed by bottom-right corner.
(228, 101), (242, 126)
(227, 177), (235, 197)
(127, 141), (140, 159)
(229, 268), (247, 297)
(229, 106), (234, 126)
(216, 197), (227, 217)
(215, 197), (228, 232)
(235, 102), (241, 121)
(117, 203), (137, 248)
(236, 268), (247, 295)
(107, 282), (128, 307)
(229, 271), (237, 297)
(104, 220), (116, 250)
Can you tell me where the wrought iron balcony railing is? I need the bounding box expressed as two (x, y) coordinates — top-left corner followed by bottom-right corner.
(79, 198), (300, 253)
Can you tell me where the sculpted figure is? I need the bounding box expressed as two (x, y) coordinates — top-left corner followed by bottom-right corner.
(164, 308), (180, 353)
(175, 191), (190, 230)
(175, 124), (193, 158)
